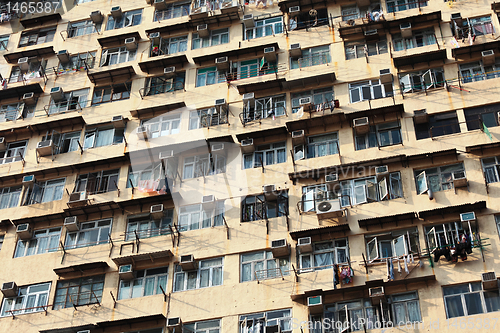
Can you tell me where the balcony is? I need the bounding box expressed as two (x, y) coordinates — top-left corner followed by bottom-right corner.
(20, 13), (61, 29)
(140, 80), (185, 99)
(189, 0), (243, 25)
(87, 66), (135, 85)
(138, 54), (188, 74)
(3, 46), (55, 64)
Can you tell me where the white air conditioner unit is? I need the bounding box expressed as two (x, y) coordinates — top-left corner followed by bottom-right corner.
(375, 165), (389, 176)
(202, 194), (215, 209)
(57, 50), (70, 64)
(0, 137), (5, 150)
(482, 272), (498, 290)
(18, 57), (30, 71)
(413, 109), (428, 124)
(299, 97), (313, 112)
(211, 143), (224, 152)
(149, 32), (161, 44)
(307, 295), (323, 313)
(197, 24), (210, 38)
(241, 138), (254, 153)
(271, 239), (290, 257)
(243, 14), (255, 28)
(68, 191), (88, 207)
(364, 29), (378, 36)
(110, 6), (122, 18)
(482, 50), (495, 66)
(316, 199), (343, 220)
(50, 87), (64, 102)
(297, 237), (312, 253)
(1, 282), (18, 297)
(190, 5), (208, 16)
(369, 287), (385, 305)
(215, 98), (227, 112)
(150, 204), (164, 219)
(460, 211), (476, 222)
(136, 126), (150, 140)
(451, 13), (462, 25)
(119, 264), (135, 280)
(90, 10), (103, 23)
(289, 43), (302, 58)
(289, 6), (300, 13)
(125, 37), (138, 51)
(325, 173), (338, 184)
(159, 150), (174, 160)
(399, 22), (412, 38)
(452, 170), (467, 188)
(167, 317), (182, 330)
(379, 68), (392, 84)
(215, 56), (229, 71)
(164, 66), (176, 78)
(180, 254), (196, 270)
(112, 115), (126, 128)
(36, 140), (54, 157)
(264, 46), (277, 62)
(263, 184), (276, 199)
(64, 216), (79, 231)
(243, 92), (255, 103)
(22, 174), (35, 185)
(291, 129), (305, 145)
(154, 0), (167, 10)
(22, 92), (36, 105)
(16, 223), (32, 240)
(221, 0), (239, 12)
(353, 117), (369, 135)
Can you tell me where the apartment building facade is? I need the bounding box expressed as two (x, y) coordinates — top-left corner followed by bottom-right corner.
(1, 0), (500, 332)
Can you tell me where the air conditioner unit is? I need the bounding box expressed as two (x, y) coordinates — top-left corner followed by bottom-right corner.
(215, 98), (227, 112)
(119, 264), (135, 280)
(243, 92), (255, 103)
(22, 92), (36, 105)
(452, 170), (467, 188)
(0, 137), (5, 150)
(112, 115), (126, 128)
(451, 13), (462, 25)
(57, 50), (70, 63)
(197, 24), (210, 38)
(364, 29), (378, 36)
(369, 286), (385, 304)
(22, 174), (35, 185)
(149, 32), (161, 45)
(190, 5), (208, 17)
(180, 254), (196, 270)
(241, 138), (254, 153)
(375, 165), (389, 176)
(289, 43), (302, 58)
(164, 66), (176, 78)
(202, 194), (215, 208)
(325, 173), (339, 184)
(211, 143), (224, 152)
(1, 282), (18, 297)
(159, 150), (174, 160)
(125, 37), (138, 51)
(18, 57), (29, 71)
(353, 117), (369, 134)
(243, 14), (255, 28)
(16, 223), (32, 240)
(379, 68), (392, 84)
(50, 87), (64, 102)
(307, 295), (323, 313)
(64, 216), (80, 231)
(110, 6), (122, 18)
(264, 46), (277, 62)
(215, 56), (229, 71)
(154, 0), (167, 10)
(36, 140), (54, 157)
(150, 204), (164, 219)
(413, 109), (428, 124)
(221, 0), (239, 13)
(136, 126), (150, 140)
(77, 330), (91, 333)
(167, 317), (182, 331)
(316, 199), (343, 220)
(482, 272), (498, 290)
(291, 129), (305, 145)
(271, 239), (290, 257)
(90, 10), (103, 23)
(297, 236), (312, 252)
(289, 6), (300, 13)
(68, 191), (88, 207)
(482, 50), (495, 66)
(399, 22), (412, 38)
(299, 97), (313, 113)
(460, 211), (476, 222)
(263, 184), (276, 199)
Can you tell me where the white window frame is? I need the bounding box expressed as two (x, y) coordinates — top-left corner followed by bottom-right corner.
(424, 221), (473, 252)
(239, 309), (292, 333)
(18, 27), (56, 47)
(291, 87), (334, 113)
(355, 121), (402, 150)
(392, 28), (436, 52)
(192, 28), (229, 49)
(415, 163), (465, 194)
(118, 266), (168, 300)
(23, 178), (66, 205)
(189, 107), (228, 130)
(366, 228), (418, 262)
(65, 218), (112, 249)
(349, 79), (393, 103)
(184, 320), (221, 333)
(141, 114), (181, 138)
(48, 88), (89, 115)
(83, 126), (124, 149)
(14, 227), (61, 258)
(178, 202), (225, 231)
(99, 46), (136, 67)
(196, 66), (226, 87)
(387, 0), (427, 13)
(182, 154), (226, 179)
(345, 38), (388, 60)
(0, 140), (27, 164)
(127, 161), (166, 189)
(67, 19), (100, 38)
(294, 132), (339, 161)
(341, 5), (360, 21)
(0, 185), (22, 209)
(299, 239), (349, 272)
(240, 250), (290, 282)
(443, 282), (500, 319)
(126, 210), (173, 240)
(481, 156), (500, 184)
(173, 257), (224, 291)
(155, 35), (188, 56)
(243, 142), (286, 169)
(57, 51), (96, 73)
(242, 95), (286, 123)
(399, 68), (444, 93)
(245, 17), (284, 40)
(0, 102), (34, 122)
(459, 59), (500, 84)
(291, 45), (331, 69)
(0, 283), (51, 317)
(105, 9), (142, 30)
(155, 1), (191, 21)
(301, 184), (336, 212)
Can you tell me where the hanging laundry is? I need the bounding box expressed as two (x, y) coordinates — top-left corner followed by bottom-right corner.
(386, 259), (390, 280)
(397, 260), (402, 274)
(333, 264), (340, 288)
(468, 31), (473, 46)
(434, 247), (452, 262)
(410, 253), (414, 264)
(404, 256), (409, 274)
(389, 260), (394, 281)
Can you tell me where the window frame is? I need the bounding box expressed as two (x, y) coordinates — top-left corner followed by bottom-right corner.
(117, 266), (168, 300)
(105, 9), (142, 30)
(481, 156), (500, 184)
(240, 250), (290, 282)
(92, 82), (131, 105)
(299, 239), (349, 272)
(355, 121), (402, 150)
(392, 28), (436, 52)
(0, 140), (28, 164)
(195, 66), (226, 87)
(99, 46), (136, 67)
(399, 68), (445, 93)
(57, 51), (96, 74)
(189, 107), (229, 130)
(241, 191), (288, 222)
(0, 282), (51, 317)
(48, 88), (89, 115)
(18, 27), (56, 47)
(178, 201), (225, 231)
(173, 257), (224, 292)
(126, 210), (173, 240)
(345, 38), (388, 60)
(291, 45), (331, 69)
(245, 17), (284, 40)
(443, 282), (500, 318)
(14, 227), (61, 258)
(243, 141), (287, 169)
(154, 1), (190, 21)
(182, 153), (226, 179)
(140, 114), (181, 138)
(0, 185), (22, 209)
(0, 102), (35, 122)
(83, 126), (124, 149)
(414, 111), (460, 140)
(239, 309), (292, 333)
(53, 275), (104, 310)
(365, 227), (419, 262)
(192, 28), (229, 49)
(387, 0), (427, 13)
(67, 19), (100, 38)
(65, 218), (112, 249)
(414, 163), (465, 194)
(349, 79), (394, 103)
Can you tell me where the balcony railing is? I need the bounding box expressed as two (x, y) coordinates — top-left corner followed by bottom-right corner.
(297, 52), (330, 69)
(6, 304), (50, 318)
(200, 110), (229, 127)
(155, 8), (190, 21)
(139, 81), (185, 98)
(43, 99), (87, 116)
(239, 106), (286, 126)
(255, 267), (285, 282)
(8, 68), (48, 86)
(124, 226), (172, 241)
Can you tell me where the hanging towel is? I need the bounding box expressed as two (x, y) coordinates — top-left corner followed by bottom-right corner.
(404, 256), (409, 274)
(386, 259), (390, 280)
(410, 253), (414, 264)
(389, 260), (394, 280)
(397, 259), (402, 273)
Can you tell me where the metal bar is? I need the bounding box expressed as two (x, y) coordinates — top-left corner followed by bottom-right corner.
(110, 291), (117, 308)
(159, 285), (168, 302)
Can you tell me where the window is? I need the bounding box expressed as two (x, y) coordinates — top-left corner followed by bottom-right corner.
(245, 17), (283, 40)
(240, 309), (292, 333)
(399, 68), (444, 93)
(340, 3), (382, 21)
(174, 257), (223, 291)
(126, 210), (173, 240)
(391, 292), (422, 325)
(242, 95), (286, 124)
(127, 161), (171, 192)
(9, 59), (46, 83)
(178, 201), (225, 231)
(57, 51), (96, 74)
(341, 5), (360, 21)
(52, 131), (81, 154)
(18, 27), (56, 47)
(23, 178), (66, 205)
(100, 46), (136, 67)
(83, 126), (124, 149)
(154, 1), (190, 21)
(47, 88), (89, 115)
(414, 111), (460, 140)
(189, 107), (228, 129)
(291, 87), (334, 113)
(0, 35), (8, 50)
(0, 185), (21, 209)
(349, 80), (393, 103)
(67, 20), (100, 38)
(414, 163), (465, 194)
(74, 169), (119, 195)
(453, 16), (494, 39)
(355, 121), (402, 150)
(0, 235), (3, 250)
(182, 153), (226, 179)
(243, 142), (286, 169)
(106, 9), (142, 30)
(241, 251), (289, 282)
(289, 8), (328, 30)
(424, 221), (476, 252)
(293, 132), (338, 161)
(459, 59), (500, 84)
(92, 82), (131, 105)
(76, 0), (95, 3)
(192, 28), (229, 49)
(387, 0), (427, 13)
(144, 73), (185, 96)
(241, 192), (288, 222)
(464, 103), (500, 130)
(482, 156), (500, 184)
(65, 219), (111, 249)
(184, 320), (221, 333)
(141, 114), (181, 138)
(0, 283), (50, 317)
(0, 102), (35, 122)
(299, 239), (348, 271)
(392, 28), (436, 51)
(366, 227), (419, 261)
(339, 172), (403, 207)
(53, 275), (104, 310)
(14, 227), (61, 258)
(301, 184), (336, 212)
(0, 140), (27, 164)
(291, 45), (330, 69)
(345, 38), (388, 60)
(228, 58), (277, 81)
(118, 266), (168, 300)
(152, 35), (187, 57)
(195, 66), (226, 87)
(443, 282), (500, 318)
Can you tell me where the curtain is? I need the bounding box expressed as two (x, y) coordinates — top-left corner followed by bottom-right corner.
(95, 129), (113, 147)
(131, 280), (142, 298)
(242, 263), (252, 282)
(445, 296), (465, 318)
(314, 252), (332, 268)
(118, 280), (130, 300)
(144, 277), (155, 296)
(407, 300), (420, 322)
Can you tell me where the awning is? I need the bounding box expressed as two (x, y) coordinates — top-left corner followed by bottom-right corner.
(96, 314), (166, 328)
(384, 11), (441, 30)
(138, 54), (188, 74)
(418, 201), (487, 220)
(405, 148), (457, 164)
(278, 0), (336, 12)
(344, 104), (404, 122)
(115, 193), (174, 212)
(39, 324), (97, 333)
(289, 224), (350, 240)
(235, 126), (287, 142)
(131, 101), (186, 118)
(30, 115), (85, 134)
(0, 83), (44, 101)
(236, 78), (285, 94)
(286, 111), (346, 132)
(393, 49), (447, 69)
(452, 40), (500, 59)
(112, 250), (173, 266)
(20, 13), (61, 29)
(465, 142), (500, 154)
(97, 32), (141, 48)
(4, 46), (55, 63)
(145, 21), (191, 36)
(11, 212), (67, 226)
(192, 42), (279, 65)
(64, 201), (122, 217)
(358, 212), (417, 229)
(282, 71), (336, 90)
(87, 65), (135, 85)
(54, 261), (109, 276)
(189, 7), (242, 26)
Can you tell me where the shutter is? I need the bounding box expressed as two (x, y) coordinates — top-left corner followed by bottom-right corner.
(426, 227), (437, 251)
(366, 180), (377, 201)
(354, 184), (367, 204)
(422, 69), (434, 90)
(378, 177), (388, 200)
(392, 234), (407, 256)
(303, 189), (314, 212)
(361, 86), (371, 100)
(367, 237), (379, 261)
(99, 50), (109, 67)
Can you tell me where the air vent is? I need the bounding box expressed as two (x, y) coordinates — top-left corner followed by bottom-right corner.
(111, 115), (126, 128)
(291, 129), (305, 145)
(211, 143), (224, 152)
(167, 317), (182, 328)
(289, 6), (300, 13)
(482, 272), (498, 290)
(202, 194), (216, 208)
(399, 22), (412, 38)
(215, 56), (229, 70)
(150, 204), (164, 219)
(125, 37), (138, 51)
(36, 140), (54, 157)
(22, 175), (35, 184)
(50, 87), (64, 102)
(197, 24), (209, 38)
(90, 10), (103, 23)
(353, 117), (370, 135)
(136, 126), (150, 140)
(1, 282), (18, 297)
(119, 264), (135, 280)
(364, 29), (378, 36)
(291, 129), (304, 138)
(64, 216), (79, 231)
(16, 223), (32, 240)
(57, 50), (70, 63)
(243, 14), (255, 28)
(452, 170), (467, 188)
(164, 66), (176, 78)
(264, 46), (277, 62)
(460, 211), (476, 222)
(369, 287), (384, 304)
(180, 254), (196, 270)
(263, 184), (276, 194)
(241, 138), (254, 153)
(159, 150), (174, 160)
(289, 43), (302, 58)
(325, 173), (338, 183)
(149, 32), (160, 40)
(111, 6), (122, 18)
(299, 97), (312, 112)
(297, 237), (312, 253)
(375, 165), (389, 176)
(271, 239), (290, 257)
(307, 295), (323, 314)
